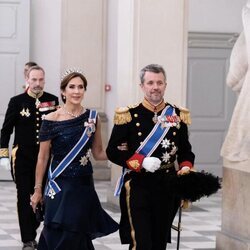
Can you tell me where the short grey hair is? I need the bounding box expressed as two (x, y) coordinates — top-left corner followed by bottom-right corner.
(26, 65), (45, 78)
(139, 64), (167, 84)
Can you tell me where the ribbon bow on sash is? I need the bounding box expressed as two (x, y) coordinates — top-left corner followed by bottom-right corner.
(45, 109), (97, 199)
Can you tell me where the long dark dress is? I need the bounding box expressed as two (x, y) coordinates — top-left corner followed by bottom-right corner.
(37, 110), (119, 250)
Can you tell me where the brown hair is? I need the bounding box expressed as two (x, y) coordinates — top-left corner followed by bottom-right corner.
(60, 72), (87, 103)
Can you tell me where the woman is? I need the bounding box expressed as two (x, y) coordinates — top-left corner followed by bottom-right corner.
(30, 70), (118, 249)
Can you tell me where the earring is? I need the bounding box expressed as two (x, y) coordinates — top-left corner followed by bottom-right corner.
(63, 96), (66, 100)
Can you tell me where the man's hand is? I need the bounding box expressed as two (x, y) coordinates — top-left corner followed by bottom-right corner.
(142, 157), (161, 173)
(177, 166), (191, 175)
(0, 158), (11, 171)
(181, 200), (191, 209)
(117, 142), (128, 151)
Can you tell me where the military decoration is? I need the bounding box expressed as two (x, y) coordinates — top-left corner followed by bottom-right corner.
(48, 187), (56, 199)
(162, 152), (171, 163)
(161, 139), (171, 149)
(37, 101), (56, 112)
(159, 114), (181, 128)
(161, 138), (178, 164)
(79, 149), (91, 166)
(84, 118), (96, 137)
(35, 98), (41, 108)
(20, 108), (30, 117)
(152, 112), (158, 123)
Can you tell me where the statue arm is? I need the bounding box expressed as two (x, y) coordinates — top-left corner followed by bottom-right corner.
(226, 31), (248, 93)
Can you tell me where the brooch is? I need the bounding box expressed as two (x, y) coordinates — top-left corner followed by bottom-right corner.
(84, 118), (96, 137)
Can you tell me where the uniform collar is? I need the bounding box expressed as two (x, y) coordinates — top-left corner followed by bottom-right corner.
(27, 89), (43, 99)
(142, 98), (165, 113)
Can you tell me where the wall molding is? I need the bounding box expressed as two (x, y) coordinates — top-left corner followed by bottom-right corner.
(188, 32), (239, 49)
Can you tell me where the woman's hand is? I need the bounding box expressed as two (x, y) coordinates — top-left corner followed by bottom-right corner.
(30, 189), (43, 213)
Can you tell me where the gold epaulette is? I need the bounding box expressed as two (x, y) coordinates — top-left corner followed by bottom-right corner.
(180, 107), (191, 125)
(127, 103), (139, 109)
(114, 107), (132, 125)
(175, 106), (191, 125)
(0, 148), (9, 158)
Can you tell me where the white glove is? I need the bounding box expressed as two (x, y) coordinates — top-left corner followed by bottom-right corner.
(142, 157), (161, 173)
(0, 158), (11, 171)
(181, 166), (190, 171)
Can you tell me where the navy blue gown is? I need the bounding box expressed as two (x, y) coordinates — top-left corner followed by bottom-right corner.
(37, 110), (119, 250)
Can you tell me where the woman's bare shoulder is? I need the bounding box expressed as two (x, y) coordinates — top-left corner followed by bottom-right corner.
(44, 109), (62, 121)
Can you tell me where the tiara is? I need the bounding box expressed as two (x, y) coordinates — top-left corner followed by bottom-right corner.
(61, 68), (84, 81)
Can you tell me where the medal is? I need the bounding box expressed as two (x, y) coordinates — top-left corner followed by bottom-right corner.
(35, 98), (41, 108)
(152, 112), (158, 123)
(20, 108), (30, 117)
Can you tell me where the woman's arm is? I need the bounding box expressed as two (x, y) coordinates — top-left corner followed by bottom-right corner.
(30, 140), (51, 212)
(91, 117), (107, 161)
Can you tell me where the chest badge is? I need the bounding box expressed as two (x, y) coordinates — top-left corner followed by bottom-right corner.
(35, 98), (41, 108)
(20, 108), (30, 117)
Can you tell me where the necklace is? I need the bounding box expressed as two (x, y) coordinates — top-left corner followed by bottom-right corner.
(63, 106), (84, 118)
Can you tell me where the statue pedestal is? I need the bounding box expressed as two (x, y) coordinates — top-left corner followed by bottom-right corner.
(216, 159), (250, 249)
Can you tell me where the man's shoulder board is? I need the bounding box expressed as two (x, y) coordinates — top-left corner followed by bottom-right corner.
(127, 103), (139, 109)
(114, 106), (132, 125)
(174, 105), (191, 125)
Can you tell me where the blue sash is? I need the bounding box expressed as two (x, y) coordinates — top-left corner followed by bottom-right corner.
(136, 105), (174, 156)
(114, 105), (174, 196)
(45, 109), (97, 199)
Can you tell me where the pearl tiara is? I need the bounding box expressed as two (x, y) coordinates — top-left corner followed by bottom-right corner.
(61, 68), (84, 81)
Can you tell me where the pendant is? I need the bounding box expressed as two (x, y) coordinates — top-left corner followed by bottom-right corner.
(152, 112), (158, 123)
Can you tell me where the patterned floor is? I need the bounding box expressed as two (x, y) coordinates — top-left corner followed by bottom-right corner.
(0, 180), (221, 250)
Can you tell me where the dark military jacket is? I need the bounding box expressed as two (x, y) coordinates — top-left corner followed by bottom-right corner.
(0, 91), (58, 157)
(106, 101), (195, 170)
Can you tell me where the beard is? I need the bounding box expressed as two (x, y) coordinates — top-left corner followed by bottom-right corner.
(30, 87), (43, 95)
(148, 92), (163, 104)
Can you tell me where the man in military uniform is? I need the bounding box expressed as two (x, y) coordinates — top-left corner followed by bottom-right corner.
(0, 66), (59, 250)
(106, 64), (195, 250)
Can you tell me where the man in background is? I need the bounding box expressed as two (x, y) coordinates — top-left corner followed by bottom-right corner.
(0, 65), (59, 250)
(23, 61), (38, 91)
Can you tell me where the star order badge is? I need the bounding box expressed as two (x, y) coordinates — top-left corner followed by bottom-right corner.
(79, 156), (88, 166)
